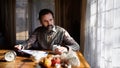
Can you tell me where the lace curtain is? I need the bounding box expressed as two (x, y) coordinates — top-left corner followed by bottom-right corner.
(84, 0), (120, 68)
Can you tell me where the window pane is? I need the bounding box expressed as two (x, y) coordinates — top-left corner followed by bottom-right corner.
(16, 0), (29, 43)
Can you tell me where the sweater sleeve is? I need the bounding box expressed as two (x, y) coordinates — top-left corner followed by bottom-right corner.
(63, 30), (80, 51)
(21, 28), (38, 49)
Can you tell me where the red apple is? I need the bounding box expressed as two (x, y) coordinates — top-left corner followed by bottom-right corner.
(51, 57), (61, 66)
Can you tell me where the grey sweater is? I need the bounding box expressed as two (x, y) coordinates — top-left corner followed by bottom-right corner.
(22, 26), (80, 51)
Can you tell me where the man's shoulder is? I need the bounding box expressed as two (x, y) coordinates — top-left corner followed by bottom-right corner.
(34, 26), (44, 32)
(55, 26), (66, 32)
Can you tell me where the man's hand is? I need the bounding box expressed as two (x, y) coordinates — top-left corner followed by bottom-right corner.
(14, 44), (23, 50)
(54, 46), (68, 54)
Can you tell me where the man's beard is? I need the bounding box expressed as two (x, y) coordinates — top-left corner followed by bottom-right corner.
(47, 25), (54, 31)
(45, 25), (54, 33)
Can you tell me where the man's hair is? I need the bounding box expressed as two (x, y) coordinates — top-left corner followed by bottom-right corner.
(38, 9), (54, 20)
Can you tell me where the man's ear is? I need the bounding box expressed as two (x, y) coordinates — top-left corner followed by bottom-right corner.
(39, 20), (43, 26)
(39, 23), (43, 26)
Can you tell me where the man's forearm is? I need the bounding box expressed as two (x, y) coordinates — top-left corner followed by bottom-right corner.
(21, 35), (37, 49)
(65, 43), (80, 51)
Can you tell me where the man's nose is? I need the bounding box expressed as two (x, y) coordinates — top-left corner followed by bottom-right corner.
(48, 21), (52, 25)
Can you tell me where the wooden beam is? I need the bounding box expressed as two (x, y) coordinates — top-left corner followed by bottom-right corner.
(80, 0), (87, 54)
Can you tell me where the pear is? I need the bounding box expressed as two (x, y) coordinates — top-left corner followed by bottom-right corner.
(43, 57), (52, 68)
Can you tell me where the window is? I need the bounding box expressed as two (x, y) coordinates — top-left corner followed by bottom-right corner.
(16, 0), (29, 43)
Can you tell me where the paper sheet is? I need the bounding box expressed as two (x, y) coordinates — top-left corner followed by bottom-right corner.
(21, 50), (48, 62)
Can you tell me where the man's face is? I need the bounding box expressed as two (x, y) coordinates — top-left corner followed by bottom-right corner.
(40, 13), (54, 30)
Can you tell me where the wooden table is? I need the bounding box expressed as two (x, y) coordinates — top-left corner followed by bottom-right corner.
(0, 50), (90, 68)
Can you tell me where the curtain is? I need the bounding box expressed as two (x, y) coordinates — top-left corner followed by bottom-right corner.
(84, 0), (120, 68)
(0, 0), (16, 48)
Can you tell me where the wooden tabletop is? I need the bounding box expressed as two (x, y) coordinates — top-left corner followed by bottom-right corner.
(0, 50), (90, 68)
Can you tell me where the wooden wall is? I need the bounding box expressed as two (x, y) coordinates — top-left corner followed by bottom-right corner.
(55, 0), (84, 52)
(55, 0), (81, 44)
(0, 0), (16, 49)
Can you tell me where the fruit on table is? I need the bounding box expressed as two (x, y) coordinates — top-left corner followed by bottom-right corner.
(51, 57), (61, 66)
(43, 57), (52, 68)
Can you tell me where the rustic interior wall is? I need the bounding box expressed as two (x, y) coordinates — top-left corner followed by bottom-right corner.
(84, 0), (120, 68)
(55, 0), (81, 45)
(0, 0), (15, 48)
